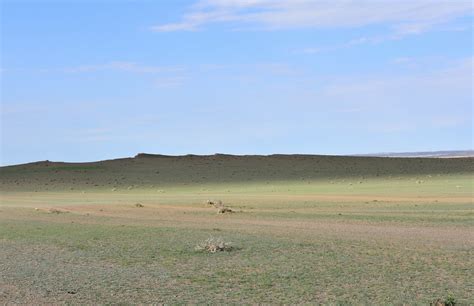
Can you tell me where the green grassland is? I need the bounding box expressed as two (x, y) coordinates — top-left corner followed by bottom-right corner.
(0, 154), (473, 304)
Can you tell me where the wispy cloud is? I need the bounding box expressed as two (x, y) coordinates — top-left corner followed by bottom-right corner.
(1, 104), (48, 116)
(323, 57), (472, 95)
(152, 0), (472, 32)
(318, 57), (473, 123)
(366, 114), (470, 133)
(63, 61), (184, 74)
(154, 76), (187, 88)
(60, 61), (188, 89)
(298, 21), (471, 55)
(73, 127), (114, 143)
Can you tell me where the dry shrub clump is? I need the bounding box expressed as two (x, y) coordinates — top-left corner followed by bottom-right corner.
(206, 200), (234, 214)
(195, 236), (233, 253)
(134, 203), (144, 208)
(48, 208), (68, 214)
(206, 199), (223, 207)
(217, 207), (233, 214)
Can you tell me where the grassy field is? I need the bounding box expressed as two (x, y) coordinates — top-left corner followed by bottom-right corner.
(1, 154), (473, 304)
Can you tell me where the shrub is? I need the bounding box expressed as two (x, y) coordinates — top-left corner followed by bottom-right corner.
(195, 236), (232, 253)
(444, 293), (457, 306)
(217, 207), (233, 214)
(431, 294), (457, 306)
(48, 208), (67, 214)
(206, 199), (223, 207)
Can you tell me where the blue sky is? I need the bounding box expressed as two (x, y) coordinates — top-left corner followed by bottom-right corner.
(1, 0), (472, 165)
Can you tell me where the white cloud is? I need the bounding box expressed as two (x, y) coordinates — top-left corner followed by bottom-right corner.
(298, 19), (471, 55)
(152, 0), (472, 32)
(296, 35), (390, 55)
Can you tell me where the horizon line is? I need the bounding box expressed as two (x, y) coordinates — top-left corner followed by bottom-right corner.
(1, 150), (473, 167)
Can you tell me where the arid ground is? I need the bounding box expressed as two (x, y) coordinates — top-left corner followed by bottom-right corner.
(1, 154), (473, 304)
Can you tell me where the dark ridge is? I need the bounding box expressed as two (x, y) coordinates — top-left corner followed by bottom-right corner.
(1, 152), (473, 192)
(134, 153), (176, 159)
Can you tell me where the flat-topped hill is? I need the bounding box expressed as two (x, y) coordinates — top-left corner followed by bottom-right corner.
(1, 153), (472, 191)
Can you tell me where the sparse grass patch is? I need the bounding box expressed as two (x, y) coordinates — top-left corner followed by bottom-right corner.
(0, 215), (472, 304)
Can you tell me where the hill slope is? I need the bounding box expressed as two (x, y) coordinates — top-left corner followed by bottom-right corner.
(1, 153), (472, 192)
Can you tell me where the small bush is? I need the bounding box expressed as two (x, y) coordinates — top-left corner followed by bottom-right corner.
(195, 236), (232, 253)
(134, 203), (144, 208)
(444, 294), (457, 306)
(431, 294), (457, 306)
(48, 208), (67, 214)
(206, 199), (223, 207)
(217, 207), (233, 214)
